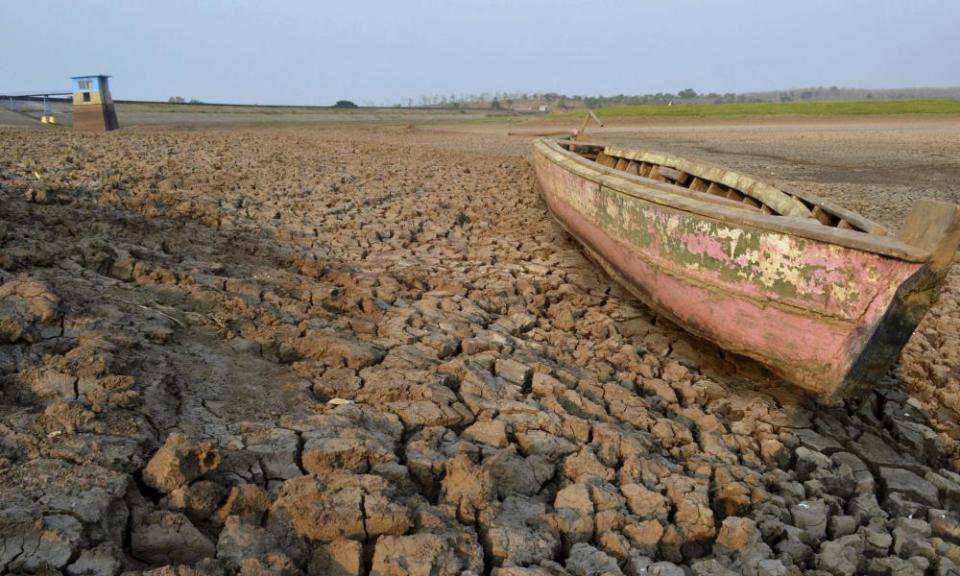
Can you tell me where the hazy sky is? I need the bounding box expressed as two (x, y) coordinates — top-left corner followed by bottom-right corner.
(2, 0), (957, 105)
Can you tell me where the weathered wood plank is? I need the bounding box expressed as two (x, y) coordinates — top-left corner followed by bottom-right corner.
(595, 151), (617, 167)
(649, 167), (668, 182)
(812, 205), (835, 226)
(898, 200), (960, 272)
(787, 189), (887, 235)
(654, 165), (684, 182)
(706, 182), (727, 197)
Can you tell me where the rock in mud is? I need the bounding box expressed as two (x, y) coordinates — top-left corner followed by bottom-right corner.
(216, 514), (309, 569)
(0, 510), (81, 573)
(131, 510), (216, 565)
(815, 533), (864, 576)
(892, 518), (934, 559)
(566, 542), (624, 576)
(0, 274), (60, 343)
(620, 483), (669, 522)
(482, 496), (560, 567)
(441, 453), (495, 524)
(371, 533), (483, 576)
(66, 542), (123, 576)
(714, 517), (759, 555)
(293, 331), (386, 368)
(161, 479), (228, 522)
(242, 428), (302, 481)
(213, 483), (272, 525)
(143, 432), (222, 494)
(462, 419), (509, 448)
(309, 538), (363, 576)
(878, 467), (940, 508)
(299, 405), (403, 476)
(791, 499), (829, 542)
(484, 446), (554, 498)
(269, 474), (410, 543)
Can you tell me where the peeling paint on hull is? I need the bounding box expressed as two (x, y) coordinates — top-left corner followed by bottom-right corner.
(533, 140), (934, 398)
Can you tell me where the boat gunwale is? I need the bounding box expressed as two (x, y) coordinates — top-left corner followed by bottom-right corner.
(534, 138), (930, 263)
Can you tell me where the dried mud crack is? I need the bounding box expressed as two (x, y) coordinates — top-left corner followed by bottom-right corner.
(1, 125), (959, 576)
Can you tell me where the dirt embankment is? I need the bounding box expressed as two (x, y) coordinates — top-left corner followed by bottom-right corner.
(1, 124), (959, 576)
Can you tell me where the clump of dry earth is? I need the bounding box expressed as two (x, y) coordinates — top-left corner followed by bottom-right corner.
(1, 123), (959, 576)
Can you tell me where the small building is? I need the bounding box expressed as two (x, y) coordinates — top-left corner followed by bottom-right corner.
(71, 75), (119, 131)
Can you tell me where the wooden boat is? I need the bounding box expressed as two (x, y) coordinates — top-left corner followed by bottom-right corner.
(533, 138), (960, 398)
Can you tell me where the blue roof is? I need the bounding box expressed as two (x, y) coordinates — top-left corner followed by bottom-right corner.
(70, 75), (111, 79)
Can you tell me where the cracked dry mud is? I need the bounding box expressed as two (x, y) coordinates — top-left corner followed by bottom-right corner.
(1, 122), (959, 576)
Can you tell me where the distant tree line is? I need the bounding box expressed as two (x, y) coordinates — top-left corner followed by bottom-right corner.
(396, 85), (960, 111)
(395, 89), (754, 110)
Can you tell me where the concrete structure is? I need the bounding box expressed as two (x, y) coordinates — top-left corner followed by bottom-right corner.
(71, 75), (119, 131)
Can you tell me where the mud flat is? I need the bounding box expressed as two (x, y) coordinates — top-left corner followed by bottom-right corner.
(1, 119), (959, 575)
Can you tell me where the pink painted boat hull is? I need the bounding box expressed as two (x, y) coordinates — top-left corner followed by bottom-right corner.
(533, 139), (958, 398)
